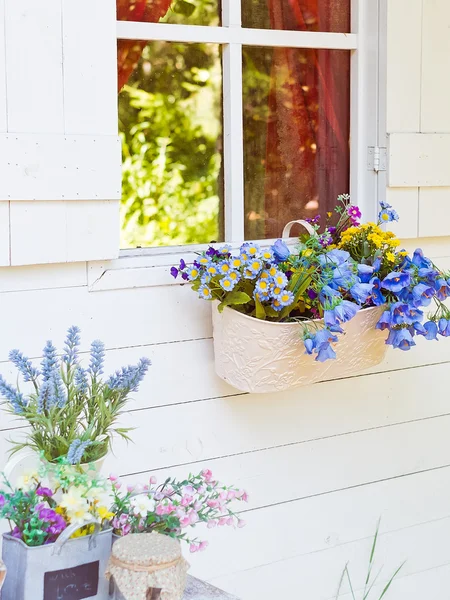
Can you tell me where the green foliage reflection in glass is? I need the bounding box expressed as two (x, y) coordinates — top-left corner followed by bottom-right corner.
(119, 0), (222, 249)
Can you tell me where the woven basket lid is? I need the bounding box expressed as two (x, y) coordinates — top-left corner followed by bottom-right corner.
(112, 533), (182, 568)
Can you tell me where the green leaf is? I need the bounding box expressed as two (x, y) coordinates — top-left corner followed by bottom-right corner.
(255, 297), (266, 320)
(218, 291), (251, 313)
(280, 268), (314, 319)
(173, 0), (196, 16)
(265, 305), (279, 319)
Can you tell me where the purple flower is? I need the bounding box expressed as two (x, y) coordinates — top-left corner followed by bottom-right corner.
(0, 494), (5, 508)
(179, 259), (186, 270)
(10, 526), (22, 539)
(347, 205), (361, 219)
(328, 226), (337, 234)
(170, 267), (179, 279)
(181, 272), (189, 281)
(206, 246), (219, 258)
(36, 487), (53, 498)
(307, 288), (318, 301)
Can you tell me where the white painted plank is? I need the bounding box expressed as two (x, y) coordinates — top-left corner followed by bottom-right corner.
(386, 0), (422, 133)
(0, 0), (7, 132)
(5, 0), (64, 133)
(66, 201), (120, 262)
(419, 187), (450, 237)
(385, 187), (419, 238)
(0, 262), (86, 293)
(388, 133), (450, 187)
(209, 516), (450, 600)
(10, 201), (67, 266)
(421, 0), (450, 133)
(62, 0), (117, 135)
(0, 134), (121, 201)
(0, 201), (9, 266)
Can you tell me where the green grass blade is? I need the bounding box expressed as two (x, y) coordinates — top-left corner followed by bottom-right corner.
(378, 563), (405, 600)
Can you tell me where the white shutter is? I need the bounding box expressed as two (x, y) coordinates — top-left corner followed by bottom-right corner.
(0, 0), (121, 266)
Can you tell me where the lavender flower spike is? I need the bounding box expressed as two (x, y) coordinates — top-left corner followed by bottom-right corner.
(74, 366), (88, 394)
(0, 375), (27, 414)
(107, 357), (151, 393)
(62, 326), (81, 367)
(37, 379), (51, 414)
(67, 439), (92, 464)
(8, 350), (40, 383)
(88, 340), (105, 378)
(41, 341), (59, 382)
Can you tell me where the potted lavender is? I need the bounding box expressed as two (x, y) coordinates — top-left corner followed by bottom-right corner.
(0, 327), (151, 468)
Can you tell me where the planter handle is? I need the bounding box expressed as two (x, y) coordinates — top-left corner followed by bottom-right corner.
(282, 219), (317, 239)
(51, 518), (101, 556)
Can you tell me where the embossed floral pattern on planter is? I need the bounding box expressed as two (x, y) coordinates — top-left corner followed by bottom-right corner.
(213, 304), (386, 393)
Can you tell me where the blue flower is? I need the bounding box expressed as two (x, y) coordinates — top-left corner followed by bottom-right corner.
(314, 343), (336, 362)
(88, 340), (105, 378)
(415, 320), (438, 341)
(248, 258), (264, 276)
(332, 264), (356, 289)
(217, 244), (232, 256)
(49, 369), (67, 409)
(67, 439), (92, 465)
(376, 311), (392, 331)
(379, 201), (399, 223)
(386, 328), (416, 351)
(418, 267), (439, 283)
(62, 326), (81, 367)
(219, 276), (237, 292)
(435, 278), (450, 301)
(370, 277), (385, 306)
(314, 328), (339, 349)
(412, 283), (435, 307)
(412, 248), (431, 269)
(272, 271), (288, 289)
(187, 266), (200, 281)
(357, 264), (374, 283)
(205, 262), (220, 278)
(334, 300), (359, 323)
(275, 290), (294, 308)
(260, 249), (274, 262)
(198, 284), (213, 300)
(319, 249), (351, 267)
(37, 379), (51, 414)
(272, 240), (290, 262)
(41, 341), (59, 382)
(8, 350), (39, 383)
(438, 318), (450, 337)
(372, 256), (382, 272)
(390, 302), (411, 325)
(381, 271), (411, 293)
(324, 309), (338, 328)
(319, 285), (341, 306)
(217, 261), (232, 275)
(255, 278), (271, 298)
(304, 337), (314, 355)
(107, 358), (151, 393)
(350, 282), (373, 304)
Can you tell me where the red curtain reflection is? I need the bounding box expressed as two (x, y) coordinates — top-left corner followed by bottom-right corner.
(117, 0), (172, 91)
(263, 0), (350, 237)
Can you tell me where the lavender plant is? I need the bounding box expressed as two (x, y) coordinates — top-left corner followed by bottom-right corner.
(0, 327), (151, 464)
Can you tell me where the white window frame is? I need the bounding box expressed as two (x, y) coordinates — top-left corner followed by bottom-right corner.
(91, 0), (383, 291)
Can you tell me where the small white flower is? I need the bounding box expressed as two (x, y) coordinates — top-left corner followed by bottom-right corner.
(130, 495), (155, 518)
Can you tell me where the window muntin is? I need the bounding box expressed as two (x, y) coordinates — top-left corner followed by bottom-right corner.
(116, 0), (359, 250)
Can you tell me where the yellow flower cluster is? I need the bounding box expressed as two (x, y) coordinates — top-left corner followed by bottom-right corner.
(339, 223), (401, 262)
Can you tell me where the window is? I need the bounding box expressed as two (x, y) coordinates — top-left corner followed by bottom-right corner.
(117, 0), (378, 252)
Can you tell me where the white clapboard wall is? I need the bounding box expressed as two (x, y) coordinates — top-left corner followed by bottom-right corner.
(0, 1), (449, 599)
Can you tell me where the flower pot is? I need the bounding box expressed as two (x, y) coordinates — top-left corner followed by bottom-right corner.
(212, 304), (387, 393)
(1, 523), (112, 600)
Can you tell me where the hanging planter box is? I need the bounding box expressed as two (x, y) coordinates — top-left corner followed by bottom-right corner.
(1, 524), (112, 600)
(212, 304), (387, 393)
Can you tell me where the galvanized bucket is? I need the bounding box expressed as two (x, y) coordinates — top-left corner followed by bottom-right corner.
(2, 522), (112, 600)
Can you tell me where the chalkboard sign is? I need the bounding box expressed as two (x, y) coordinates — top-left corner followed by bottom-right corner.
(44, 561), (99, 600)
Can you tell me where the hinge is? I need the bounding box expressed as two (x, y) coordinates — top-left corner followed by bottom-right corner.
(367, 146), (387, 172)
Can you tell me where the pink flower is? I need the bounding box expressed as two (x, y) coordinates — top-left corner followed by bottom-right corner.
(188, 510), (199, 525)
(207, 499), (219, 509)
(199, 541), (209, 551)
(119, 514), (129, 525)
(134, 483), (144, 494)
(181, 495), (193, 507)
(109, 473), (118, 482)
(142, 485), (150, 492)
(218, 517), (228, 527)
(197, 485), (206, 494)
(202, 469), (213, 482)
(127, 484), (135, 493)
(180, 517), (191, 528)
(176, 507), (186, 519)
(190, 543), (199, 553)
(122, 523), (131, 536)
(155, 504), (166, 516)
(207, 520), (217, 529)
(183, 485), (195, 495)
(149, 476), (157, 485)
(219, 491), (228, 502)
(114, 481), (123, 490)
(241, 492), (249, 502)
(226, 517), (234, 526)
(237, 519), (246, 528)
(227, 490), (236, 501)
(194, 501), (202, 511)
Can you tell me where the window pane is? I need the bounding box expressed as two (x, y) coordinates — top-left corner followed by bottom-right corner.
(117, 0), (220, 26)
(242, 0), (350, 33)
(243, 46), (350, 240)
(119, 42), (223, 249)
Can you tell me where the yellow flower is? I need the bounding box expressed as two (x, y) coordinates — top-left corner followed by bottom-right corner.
(60, 487), (91, 526)
(98, 506), (114, 520)
(327, 212), (332, 218)
(389, 239), (400, 248)
(302, 249), (313, 257)
(386, 252), (395, 262)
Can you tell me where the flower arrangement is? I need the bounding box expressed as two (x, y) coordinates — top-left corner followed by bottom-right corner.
(108, 469), (248, 553)
(0, 327), (151, 464)
(172, 196), (450, 362)
(0, 463), (113, 546)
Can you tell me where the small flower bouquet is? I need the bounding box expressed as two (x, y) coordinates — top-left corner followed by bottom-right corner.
(172, 196), (450, 392)
(0, 327), (151, 464)
(0, 464), (113, 600)
(108, 469), (247, 553)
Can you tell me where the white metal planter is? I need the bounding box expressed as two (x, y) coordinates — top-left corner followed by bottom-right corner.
(212, 304), (387, 393)
(1, 524), (112, 600)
